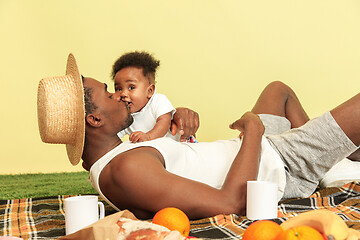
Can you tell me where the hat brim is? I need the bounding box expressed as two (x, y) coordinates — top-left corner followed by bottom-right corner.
(65, 53), (85, 166)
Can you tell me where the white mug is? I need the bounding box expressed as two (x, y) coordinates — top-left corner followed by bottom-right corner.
(246, 181), (278, 220)
(64, 195), (105, 235)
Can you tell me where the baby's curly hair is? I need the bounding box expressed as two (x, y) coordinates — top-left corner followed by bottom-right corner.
(111, 51), (160, 84)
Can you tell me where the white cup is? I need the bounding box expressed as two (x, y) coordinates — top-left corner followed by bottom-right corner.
(64, 195), (105, 235)
(246, 181), (278, 220)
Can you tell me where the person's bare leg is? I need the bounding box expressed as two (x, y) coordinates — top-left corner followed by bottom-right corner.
(251, 81), (310, 128)
(331, 94), (360, 161)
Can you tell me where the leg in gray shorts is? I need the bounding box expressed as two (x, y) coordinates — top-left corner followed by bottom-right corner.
(259, 112), (357, 199)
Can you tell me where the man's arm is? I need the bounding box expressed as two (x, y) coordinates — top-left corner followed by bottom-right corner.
(100, 112), (264, 219)
(225, 112), (265, 210)
(171, 107), (199, 142)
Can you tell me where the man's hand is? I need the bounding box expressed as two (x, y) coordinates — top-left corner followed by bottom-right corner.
(229, 112), (265, 137)
(171, 107), (199, 142)
(129, 131), (151, 143)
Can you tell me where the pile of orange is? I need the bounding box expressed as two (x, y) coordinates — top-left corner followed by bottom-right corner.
(242, 220), (324, 240)
(152, 208), (325, 240)
(152, 207), (191, 237)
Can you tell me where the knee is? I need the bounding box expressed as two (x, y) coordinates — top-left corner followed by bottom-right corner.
(267, 81), (288, 90)
(266, 81), (293, 96)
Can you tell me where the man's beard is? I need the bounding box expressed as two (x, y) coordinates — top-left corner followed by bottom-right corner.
(124, 115), (134, 129)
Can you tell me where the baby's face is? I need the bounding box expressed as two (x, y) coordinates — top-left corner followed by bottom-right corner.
(114, 66), (155, 113)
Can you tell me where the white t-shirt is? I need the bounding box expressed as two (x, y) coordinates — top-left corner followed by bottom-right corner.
(117, 93), (177, 140)
(89, 137), (286, 211)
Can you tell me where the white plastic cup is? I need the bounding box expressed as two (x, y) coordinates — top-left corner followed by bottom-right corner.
(246, 181), (278, 220)
(64, 195), (105, 235)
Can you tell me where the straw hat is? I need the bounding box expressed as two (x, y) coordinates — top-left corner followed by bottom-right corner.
(37, 53), (85, 166)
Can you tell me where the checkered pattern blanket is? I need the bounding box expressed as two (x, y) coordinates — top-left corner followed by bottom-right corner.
(1, 182), (360, 240)
(0, 195), (117, 239)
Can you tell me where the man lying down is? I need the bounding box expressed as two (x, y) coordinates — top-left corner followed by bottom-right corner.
(38, 54), (360, 220)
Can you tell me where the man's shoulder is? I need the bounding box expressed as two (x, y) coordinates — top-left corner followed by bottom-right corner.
(100, 147), (166, 189)
(110, 146), (165, 169)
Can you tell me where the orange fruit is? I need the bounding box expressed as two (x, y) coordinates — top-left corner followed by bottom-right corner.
(152, 207), (190, 237)
(242, 220), (283, 240)
(277, 225), (324, 240)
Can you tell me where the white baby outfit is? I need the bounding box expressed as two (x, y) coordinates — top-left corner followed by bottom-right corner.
(117, 93), (178, 140)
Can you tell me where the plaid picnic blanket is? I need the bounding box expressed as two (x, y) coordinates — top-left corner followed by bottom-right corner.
(1, 182), (360, 240)
(190, 181), (360, 239)
(0, 195), (117, 239)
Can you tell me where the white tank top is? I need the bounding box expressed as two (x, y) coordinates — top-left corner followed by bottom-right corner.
(89, 137), (286, 211)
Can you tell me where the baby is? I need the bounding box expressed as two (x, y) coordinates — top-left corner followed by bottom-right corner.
(112, 51), (183, 143)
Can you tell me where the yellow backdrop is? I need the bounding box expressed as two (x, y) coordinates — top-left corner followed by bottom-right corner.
(1, 0), (360, 174)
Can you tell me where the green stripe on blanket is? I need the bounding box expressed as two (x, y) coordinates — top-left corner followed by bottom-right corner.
(1, 182), (360, 240)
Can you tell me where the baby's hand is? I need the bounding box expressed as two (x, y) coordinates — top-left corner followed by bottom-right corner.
(129, 131), (151, 143)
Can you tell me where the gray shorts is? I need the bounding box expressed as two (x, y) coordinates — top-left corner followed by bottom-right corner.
(258, 112), (357, 199)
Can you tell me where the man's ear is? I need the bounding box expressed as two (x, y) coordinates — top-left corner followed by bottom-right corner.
(85, 114), (104, 127)
(147, 84), (155, 99)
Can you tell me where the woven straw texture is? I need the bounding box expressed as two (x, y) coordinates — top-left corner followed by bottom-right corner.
(37, 53), (85, 166)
